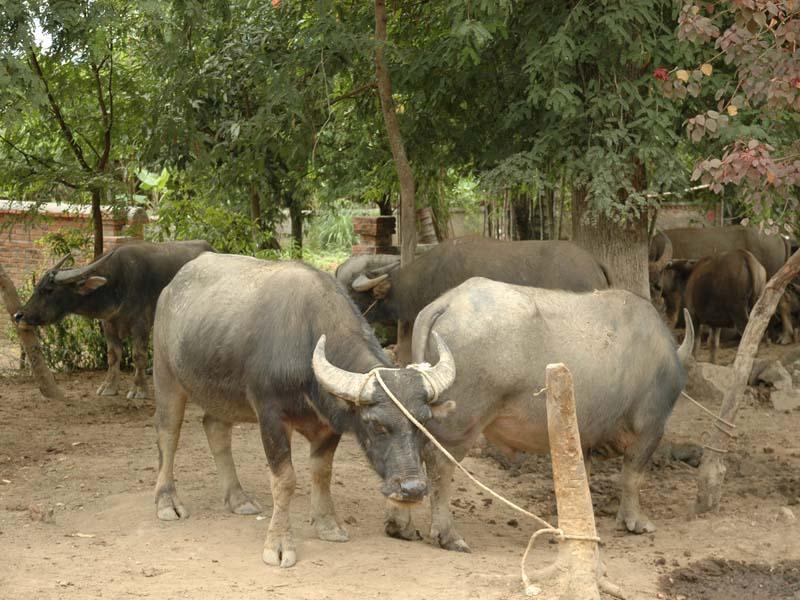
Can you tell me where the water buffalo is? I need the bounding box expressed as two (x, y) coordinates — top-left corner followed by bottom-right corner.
(152, 253), (456, 567)
(384, 278), (693, 551)
(14, 240), (214, 400)
(338, 238), (612, 361)
(649, 226), (792, 339)
(685, 250), (767, 364)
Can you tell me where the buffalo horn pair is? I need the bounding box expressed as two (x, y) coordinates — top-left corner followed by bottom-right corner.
(312, 332), (455, 405)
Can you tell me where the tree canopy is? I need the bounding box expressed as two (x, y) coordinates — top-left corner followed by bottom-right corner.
(0, 1), (796, 273)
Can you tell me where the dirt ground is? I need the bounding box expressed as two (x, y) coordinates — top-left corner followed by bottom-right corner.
(2, 341), (800, 600)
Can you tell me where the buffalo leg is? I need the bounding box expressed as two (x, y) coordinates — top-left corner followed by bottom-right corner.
(202, 414), (261, 515)
(127, 326), (150, 401)
(308, 430), (349, 542)
(616, 429), (660, 534)
(778, 294), (795, 344)
(97, 321), (122, 396)
(255, 401), (297, 568)
(153, 362), (189, 521)
(427, 447), (471, 552)
(709, 328), (721, 364)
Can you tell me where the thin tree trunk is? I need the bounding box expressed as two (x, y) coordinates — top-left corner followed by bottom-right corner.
(0, 266), (64, 400)
(91, 188), (104, 259)
(512, 191), (533, 240)
(289, 201), (303, 258)
(696, 249), (800, 513)
(374, 0), (416, 268)
(250, 185), (264, 234)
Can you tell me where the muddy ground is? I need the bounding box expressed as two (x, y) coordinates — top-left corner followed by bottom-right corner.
(1, 341), (800, 599)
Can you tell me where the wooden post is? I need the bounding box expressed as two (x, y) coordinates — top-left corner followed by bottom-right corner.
(696, 249), (800, 513)
(0, 265), (64, 400)
(524, 364), (626, 598)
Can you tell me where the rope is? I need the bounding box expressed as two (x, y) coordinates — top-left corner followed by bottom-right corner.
(681, 391), (736, 429)
(361, 299), (379, 318)
(681, 391), (736, 455)
(373, 370), (601, 594)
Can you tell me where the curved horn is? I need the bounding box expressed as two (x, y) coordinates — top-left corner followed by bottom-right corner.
(53, 250), (115, 284)
(50, 254), (73, 271)
(352, 273), (389, 292)
(649, 231), (673, 275)
(312, 335), (373, 405)
(422, 332), (456, 402)
(677, 308), (695, 367)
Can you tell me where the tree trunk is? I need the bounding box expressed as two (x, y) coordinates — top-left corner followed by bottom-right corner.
(374, 0), (416, 268)
(696, 249), (800, 513)
(571, 187), (648, 297)
(0, 266), (64, 400)
(512, 192), (533, 240)
(91, 187), (104, 259)
(250, 184), (264, 235)
(289, 201), (303, 258)
(377, 192), (393, 216)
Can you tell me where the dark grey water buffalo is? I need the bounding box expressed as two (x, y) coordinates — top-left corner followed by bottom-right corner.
(152, 253), (456, 567)
(649, 226), (792, 337)
(338, 238), (612, 361)
(383, 277), (693, 551)
(14, 240), (213, 400)
(685, 250), (767, 364)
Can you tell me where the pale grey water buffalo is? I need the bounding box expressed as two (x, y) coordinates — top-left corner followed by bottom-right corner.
(152, 253), (456, 567)
(338, 238), (612, 361)
(685, 250), (767, 364)
(649, 225), (792, 338)
(383, 278), (693, 551)
(14, 240), (213, 400)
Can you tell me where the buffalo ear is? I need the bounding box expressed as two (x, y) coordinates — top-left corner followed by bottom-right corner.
(76, 276), (108, 295)
(372, 279), (392, 299)
(430, 400), (456, 419)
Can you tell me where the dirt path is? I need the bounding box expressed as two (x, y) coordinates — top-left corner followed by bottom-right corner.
(2, 350), (800, 599)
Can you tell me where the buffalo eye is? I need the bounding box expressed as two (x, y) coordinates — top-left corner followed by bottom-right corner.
(366, 418), (389, 435)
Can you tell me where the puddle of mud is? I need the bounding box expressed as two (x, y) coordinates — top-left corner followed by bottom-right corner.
(660, 559), (800, 599)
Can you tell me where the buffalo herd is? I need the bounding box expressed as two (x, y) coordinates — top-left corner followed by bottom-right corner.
(13, 224), (796, 567)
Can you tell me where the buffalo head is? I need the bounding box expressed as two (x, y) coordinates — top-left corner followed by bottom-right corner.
(14, 252), (113, 327)
(340, 258), (400, 322)
(648, 230), (673, 303)
(312, 332), (456, 503)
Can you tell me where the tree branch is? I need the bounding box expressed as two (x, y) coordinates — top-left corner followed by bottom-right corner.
(91, 60), (111, 171)
(27, 46), (92, 173)
(329, 81), (377, 106)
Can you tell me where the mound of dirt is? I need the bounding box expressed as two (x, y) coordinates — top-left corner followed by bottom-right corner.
(660, 559), (800, 599)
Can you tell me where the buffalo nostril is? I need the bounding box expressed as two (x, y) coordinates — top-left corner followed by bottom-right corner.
(13, 312), (23, 323)
(400, 478), (427, 498)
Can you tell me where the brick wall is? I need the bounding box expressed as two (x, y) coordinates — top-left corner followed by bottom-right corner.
(0, 200), (148, 287)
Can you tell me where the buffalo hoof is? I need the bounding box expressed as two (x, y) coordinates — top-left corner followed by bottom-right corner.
(314, 520), (349, 543)
(263, 534), (296, 568)
(127, 387), (149, 401)
(96, 382), (119, 396)
(156, 494), (189, 521)
(435, 531), (472, 553)
(385, 518), (421, 541)
(615, 511), (656, 534)
(225, 489), (262, 515)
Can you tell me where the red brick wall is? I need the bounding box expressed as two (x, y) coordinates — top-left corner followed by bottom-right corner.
(0, 209), (142, 287)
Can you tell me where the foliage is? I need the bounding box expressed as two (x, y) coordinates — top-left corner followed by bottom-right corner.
(0, 0), (148, 238)
(306, 202), (358, 252)
(671, 1), (800, 230)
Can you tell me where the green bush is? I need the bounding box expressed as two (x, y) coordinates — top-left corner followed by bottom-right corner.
(307, 202), (358, 252)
